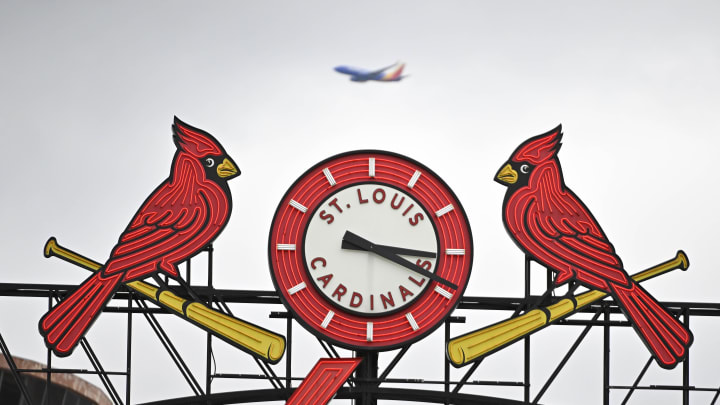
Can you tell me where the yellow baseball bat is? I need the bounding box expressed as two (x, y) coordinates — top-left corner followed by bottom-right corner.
(447, 251), (689, 367)
(44, 237), (285, 364)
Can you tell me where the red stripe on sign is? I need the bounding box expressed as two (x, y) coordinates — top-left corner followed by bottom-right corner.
(287, 358), (362, 405)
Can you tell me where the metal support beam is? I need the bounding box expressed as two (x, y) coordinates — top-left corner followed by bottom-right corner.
(621, 357), (653, 405)
(316, 337), (340, 359)
(205, 245), (214, 396)
(354, 351), (379, 405)
(286, 315), (293, 390)
(136, 298), (204, 396)
(444, 320), (450, 405)
(604, 303), (610, 405)
(452, 359), (482, 394)
(251, 357), (284, 389)
(80, 338), (123, 404)
(532, 310), (602, 404)
(0, 332), (34, 405)
(711, 386), (720, 405)
(46, 295), (51, 405)
(524, 256), (531, 403)
(126, 293), (133, 404)
(683, 308), (690, 405)
(378, 346), (410, 382)
(2, 260), (718, 405)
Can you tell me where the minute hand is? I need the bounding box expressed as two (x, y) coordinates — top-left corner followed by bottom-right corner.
(342, 231), (458, 290)
(341, 241), (437, 258)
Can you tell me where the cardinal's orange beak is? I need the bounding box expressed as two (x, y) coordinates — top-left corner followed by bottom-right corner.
(217, 158), (240, 179)
(495, 163), (518, 185)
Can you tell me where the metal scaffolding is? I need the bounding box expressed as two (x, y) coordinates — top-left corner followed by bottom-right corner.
(2, 249), (719, 405)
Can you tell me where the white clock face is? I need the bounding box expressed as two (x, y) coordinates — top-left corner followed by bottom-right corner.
(304, 183), (438, 315)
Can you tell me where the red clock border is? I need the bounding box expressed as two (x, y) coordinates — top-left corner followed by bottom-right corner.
(268, 150), (473, 350)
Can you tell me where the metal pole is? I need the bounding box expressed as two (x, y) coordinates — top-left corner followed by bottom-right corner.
(683, 308), (690, 405)
(451, 360), (482, 394)
(207, 245), (214, 289)
(286, 315), (292, 389)
(603, 303), (610, 405)
(355, 351), (378, 405)
(621, 357), (653, 405)
(126, 292), (132, 404)
(532, 310), (602, 404)
(524, 256), (531, 403)
(547, 267), (553, 294)
(205, 329), (213, 395)
(205, 246), (214, 395)
(186, 258), (191, 286)
(444, 320), (450, 405)
(0, 332), (34, 405)
(46, 295), (52, 405)
(136, 299), (204, 395)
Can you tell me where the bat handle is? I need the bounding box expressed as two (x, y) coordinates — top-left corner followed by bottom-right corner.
(43, 237), (56, 258)
(633, 250), (689, 281)
(45, 237), (103, 271)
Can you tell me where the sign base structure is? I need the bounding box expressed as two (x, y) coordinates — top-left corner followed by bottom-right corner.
(286, 358), (362, 405)
(1, 246), (715, 404)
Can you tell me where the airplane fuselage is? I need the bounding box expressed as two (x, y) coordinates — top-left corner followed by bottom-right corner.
(334, 63), (406, 82)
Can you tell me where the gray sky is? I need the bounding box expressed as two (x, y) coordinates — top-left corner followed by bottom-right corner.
(2, 1), (720, 403)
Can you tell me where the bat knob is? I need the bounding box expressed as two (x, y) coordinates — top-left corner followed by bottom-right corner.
(676, 250), (689, 271)
(44, 237), (58, 258)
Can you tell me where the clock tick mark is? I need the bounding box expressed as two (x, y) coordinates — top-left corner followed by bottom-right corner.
(407, 170), (422, 189)
(323, 167), (337, 187)
(406, 313), (419, 331)
(435, 204), (454, 217)
(289, 199), (308, 213)
(434, 285), (454, 299)
(321, 311), (334, 328)
(288, 282), (306, 295)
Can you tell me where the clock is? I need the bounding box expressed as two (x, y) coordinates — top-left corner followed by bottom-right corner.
(268, 150), (473, 350)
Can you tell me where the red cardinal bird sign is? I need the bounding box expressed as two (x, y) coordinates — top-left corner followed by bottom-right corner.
(41, 118), (286, 363)
(491, 125), (692, 369)
(40, 118), (247, 357)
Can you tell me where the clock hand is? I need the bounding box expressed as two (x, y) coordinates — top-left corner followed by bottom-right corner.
(340, 240), (436, 258)
(342, 231), (458, 290)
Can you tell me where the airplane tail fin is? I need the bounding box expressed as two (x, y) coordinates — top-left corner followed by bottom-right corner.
(384, 63), (405, 81)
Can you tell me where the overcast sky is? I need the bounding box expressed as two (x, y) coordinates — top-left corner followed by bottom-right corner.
(2, 1), (720, 404)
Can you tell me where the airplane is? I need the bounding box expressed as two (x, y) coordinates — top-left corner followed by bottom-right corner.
(334, 62), (408, 82)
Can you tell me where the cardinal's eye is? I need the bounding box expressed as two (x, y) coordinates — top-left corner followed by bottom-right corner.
(520, 164), (530, 174)
(205, 157), (215, 167)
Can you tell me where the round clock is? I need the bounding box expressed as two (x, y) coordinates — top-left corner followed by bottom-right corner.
(268, 150), (473, 350)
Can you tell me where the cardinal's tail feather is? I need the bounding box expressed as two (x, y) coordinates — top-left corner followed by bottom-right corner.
(612, 282), (693, 369)
(39, 271), (123, 357)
